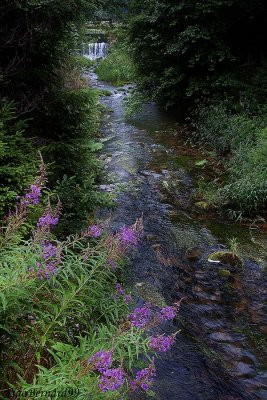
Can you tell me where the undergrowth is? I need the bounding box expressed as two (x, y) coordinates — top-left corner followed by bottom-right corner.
(193, 103), (267, 219)
(0, 161), (180, 399)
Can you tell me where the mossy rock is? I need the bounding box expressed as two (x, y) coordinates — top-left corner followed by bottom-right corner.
(135, 282), (166, 308)
(195, 201), (209, 210)
(218, 268), (232, 278)
(208, 251), (243, 268)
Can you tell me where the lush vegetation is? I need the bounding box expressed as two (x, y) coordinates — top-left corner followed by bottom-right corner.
(96, 30), (134, 86)
(0, 166), (179, 398)
(127, 0), (267, 217)
(0, 0), (105, 230)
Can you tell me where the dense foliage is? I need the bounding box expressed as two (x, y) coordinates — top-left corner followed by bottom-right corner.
(0, 0), (104, 229)
(128, 0), (267, 108)
(194, 103), (267, 218)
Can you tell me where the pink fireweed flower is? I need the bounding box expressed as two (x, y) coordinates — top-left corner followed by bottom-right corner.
(124, 294), (132, 305)
(128, 304), (151, 328)
(89, 225), (102, 238)
(115, 283), (125, 296)
(18, 184), (42, 207)
(130, 363), (156, 392)
(89, 351), (112, 373)
(107, 258), (118, 270)
(37, 262), (58, 280)
(99, 368), (125, 392)
(159, 306), (177, 321)
(148, 335), (175, 352)
(26, 184), (41, 204)
(37, 213), (59, 228)
(42, 242), (58, 259)
(119, 226), (140, 246)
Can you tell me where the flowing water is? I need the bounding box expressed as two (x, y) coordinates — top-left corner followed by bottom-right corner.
(90, 72), (267, 400)
(82, 42), (108, 60)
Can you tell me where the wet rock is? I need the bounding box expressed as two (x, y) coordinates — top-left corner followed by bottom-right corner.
(208, 332), (237, 343)
(195, 201), (209, 210)
(134, 282), (166, 308)
(186, 247), (202, 261)
(200, 318), (225, 330)
(259, 325), (267, 334)
(146, 234), (159, 242)
(232, 361), (256, 378)
(207, 251), (243, 268)
(218, 268), (232, 278)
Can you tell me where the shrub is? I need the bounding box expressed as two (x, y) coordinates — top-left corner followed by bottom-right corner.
(0, 101), (38, 216)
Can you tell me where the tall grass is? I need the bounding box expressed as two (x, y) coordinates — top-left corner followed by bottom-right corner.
(193, 103), (267, 218)
(96, 42), (134, 86)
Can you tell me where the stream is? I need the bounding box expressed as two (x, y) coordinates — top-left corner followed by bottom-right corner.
(90, 72), (267, 400)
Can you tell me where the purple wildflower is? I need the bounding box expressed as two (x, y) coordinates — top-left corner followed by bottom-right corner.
(124, 294), (132, 305)
(148, 335), (175, 352)
(42, 242), (58, 259)
(107, 258), (118, 270)
(19, 184), (41, 206)
(89, 225), (102, 238)
(37, 262), (57, 280)
(130, 363), (156, 392)
(99, 368), (125, 392)
(159, 306), (176, 321)
(37, 213), (59, 228)
(115, 283), (125, 296)
(89, 351), (112, 373)
(128, 304), (151, 328)
(119, 226), (139, 246)
(25, 184), (41, 205)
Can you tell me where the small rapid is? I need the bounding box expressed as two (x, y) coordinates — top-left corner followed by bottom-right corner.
(90, 71), (267, 400)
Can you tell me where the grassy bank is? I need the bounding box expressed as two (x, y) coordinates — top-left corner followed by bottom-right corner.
(193, 103), (267, 219)
(96, 30), (134, 86)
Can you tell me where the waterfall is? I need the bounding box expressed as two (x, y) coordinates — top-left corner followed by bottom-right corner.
(82, 42), (109, 60)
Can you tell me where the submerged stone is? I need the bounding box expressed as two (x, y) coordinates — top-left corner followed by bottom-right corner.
(218, 268), (232, 278)
(186, 247), (202, 261)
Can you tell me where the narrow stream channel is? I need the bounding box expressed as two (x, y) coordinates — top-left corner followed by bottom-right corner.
(90, 72), (267, 400)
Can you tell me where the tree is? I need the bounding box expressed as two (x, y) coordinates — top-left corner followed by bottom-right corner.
(128, 0), (267, 109)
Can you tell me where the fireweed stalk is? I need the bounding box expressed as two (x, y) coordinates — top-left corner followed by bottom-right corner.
(0, 156), (46, 245)
(83, 297), (181, 394)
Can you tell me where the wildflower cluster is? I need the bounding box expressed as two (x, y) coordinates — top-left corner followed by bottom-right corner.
(128, 304), (151, 328)
(89, 351), (113, 372)
(19, 184), (41, 206)
(119, 226), (140, 246)
(148, 335), (175, 352)
(89, 225), (102, 238)
(160, 306), (177, 321)
(115, 283), (132, 305)
(130, 363), (156, 392)
(17, 158), (46, 209)
(99, 368), (125, 392)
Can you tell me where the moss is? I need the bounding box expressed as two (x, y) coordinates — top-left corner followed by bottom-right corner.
(208, 251), (243, 267)
(195, 201), (209, 210)
(218, 268), (232, 278)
